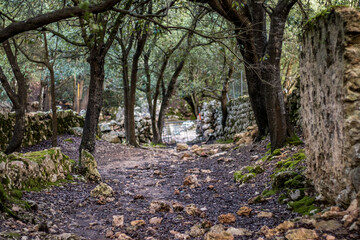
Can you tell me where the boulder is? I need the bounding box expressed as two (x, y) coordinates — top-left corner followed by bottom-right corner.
(90, 183), (114, 198)
(176, 143), (189, 151)
(101, 131), (121, 143)
(71, 127), (83, 136)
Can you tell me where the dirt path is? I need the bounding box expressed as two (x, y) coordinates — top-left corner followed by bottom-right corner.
(0, 136), (357, 240)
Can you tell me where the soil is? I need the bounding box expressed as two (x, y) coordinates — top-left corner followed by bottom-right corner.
(0, 135), (358, 240)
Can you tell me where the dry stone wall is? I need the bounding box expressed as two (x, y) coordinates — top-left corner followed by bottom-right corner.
(300, 7), (360, 206)
(0, 110), (84, 151)
(199, 97), (256, 140)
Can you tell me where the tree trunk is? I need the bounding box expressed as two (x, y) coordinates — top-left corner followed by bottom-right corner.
(5, 106), (26, 154)
(0, 40), (28, 154)
(261, 7), (295, 150)
(73, 75), (78, 112)
(220, 66), (233, 129)
(80, 86), (89, 110)
(79, 48), (105, 156)
(49, 67), (58, 147)
(39, 79), (46, 111)
(242, 61), (269, 137)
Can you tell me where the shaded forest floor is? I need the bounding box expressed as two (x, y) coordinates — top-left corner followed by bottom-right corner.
(0, 136), (358, 240)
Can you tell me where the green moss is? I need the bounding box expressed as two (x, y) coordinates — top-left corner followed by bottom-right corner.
(286, 135), (303, 146)
(279, 194), (288, 203)
(0, 231), (21, 239)
(272, 149), (281, 156)
(266, 143), (271, 149)
(234, 171), (244, 182)
(9, 189), (22, 199)
(66, 174), (74, 181)
(284, 175), (305, 188)
(262, 189), (278, 197)
(288, 196), (319, 215)
(274, 150), (306, 174)
(245, 165), (264, 174)
(216, 139), (234, 144)
(24, 149), (56, 164)
(234, 171), (256, 183)
(150, 143), (167, 148)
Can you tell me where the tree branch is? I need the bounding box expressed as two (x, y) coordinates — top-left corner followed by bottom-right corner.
(0, 0), (122, 43)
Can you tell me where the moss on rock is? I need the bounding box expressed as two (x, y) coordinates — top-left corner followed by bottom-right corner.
(288, 196), (319, 215)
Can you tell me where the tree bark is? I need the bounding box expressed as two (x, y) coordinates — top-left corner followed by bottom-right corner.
(0, 40), (28, 154)
(79, 48), (105, 155)
(49, 67), (58, 147)
(221, 66), (233, 129)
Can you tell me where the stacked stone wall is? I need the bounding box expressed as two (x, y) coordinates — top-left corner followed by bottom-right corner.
(300, 7), (360, 206)
(0, 110), (84, 151)
(199, 96), (256, 139)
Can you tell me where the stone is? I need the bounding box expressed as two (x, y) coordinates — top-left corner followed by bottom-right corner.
(101, 131), (120, 143)
(276, 221), (295, 232)
(80, 150), (101, 183)
(99, 123), (111, 132)
(256, 212), (273, 218)
(172, 202), (184, 212)
(185, 204), (201, 216)
(290, 189), (302, 201)
(314, 220), (342, 231)
(112, 215), (124, 227)
(324, 234), (336, 240)
(188, 225), (205, 237)
(226, 227), (252, 236)
(149, 217), (162, 225)
(347, 199), (359, 212)
(169, 230), (190, 239)
(105, 230), (114, 238)
(204, 232), (234, 240)
(181, 152), (193, 160)
(149, 201), (171, 213)
(71, 127), (83, 136)
(218, 213), (236, 223)
(176, 143), (189, 151)
(208, 224), (225, 234)
(130, 220), (145, 227)
(114, 232), (133, 240)
(90, 183), (114, 198)
(285, 228), (318, 240)
(183, 175), (199, 188)
(237, 206), (252, 216)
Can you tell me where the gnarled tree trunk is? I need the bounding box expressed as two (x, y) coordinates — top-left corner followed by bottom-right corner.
(0, 40), (28, 154)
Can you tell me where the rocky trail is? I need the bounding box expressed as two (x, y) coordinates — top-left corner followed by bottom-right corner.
(0, 136), (359, 240)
